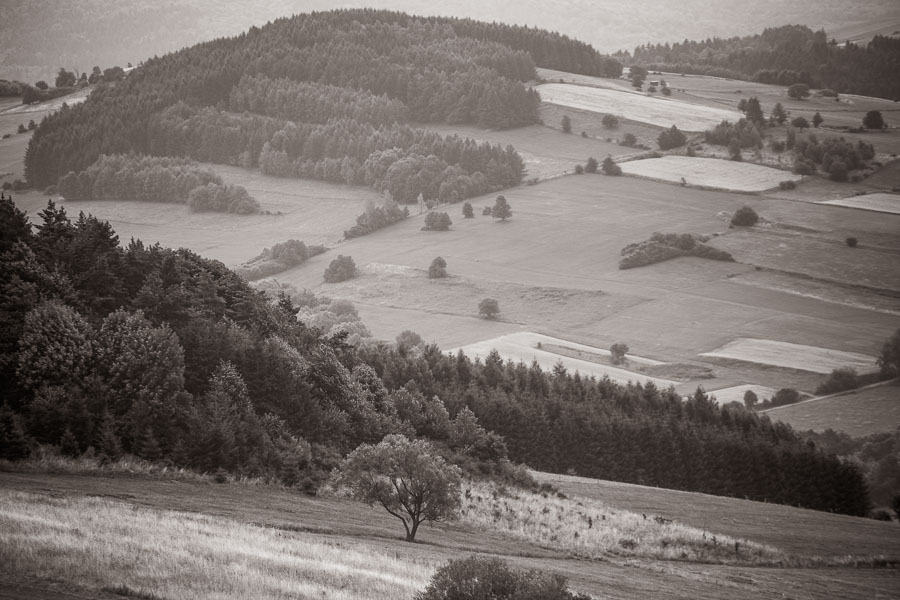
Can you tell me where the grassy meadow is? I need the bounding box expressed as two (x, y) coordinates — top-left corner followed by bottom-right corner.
(2, 470), (899, 600)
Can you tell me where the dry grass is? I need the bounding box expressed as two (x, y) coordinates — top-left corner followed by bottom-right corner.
(0, 445), (268, 486)
(459, 481), (783, 565)
(0, 489), (436, 600)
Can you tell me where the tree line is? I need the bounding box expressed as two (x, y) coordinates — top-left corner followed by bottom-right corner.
(56, 154), (259, 214)
(628, 25), (900, 100)
(0, 200), (870, 515)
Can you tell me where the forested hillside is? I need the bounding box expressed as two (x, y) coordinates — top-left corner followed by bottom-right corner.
(628, 25), (900, 100)
(23, 9), (624, 198)
(0, 197), (871, 516)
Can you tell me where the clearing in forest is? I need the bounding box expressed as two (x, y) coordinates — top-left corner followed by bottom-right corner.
(620, 156), (800, 192)
(700, 338), (879, 374)
(707, 384), (778, 405)
(535, 82), (742, 130)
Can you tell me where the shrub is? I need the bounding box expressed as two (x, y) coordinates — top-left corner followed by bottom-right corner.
(601, 156), (622, 176)
(585, 157), (598, 174)
(428, 256), (447, 279)
(478, 298), (500, 319)
(619, 232), (734, 269)
(778, 180), (796, 190)
(770, 139), (786, 153)
(561, 115), (572, 133)
(793, 158), (817, 175)
(574, 164), (584, 174)
(743, 390), (758, 408)
(657, 125), (687, 150)
(731, 206), (759, 227)
(621, 133), (637, 147)
(423, 211), (452, 231)
(482, 206), (492, 216)
(871, 509), (893, 522)
(846, 237), (858, 248)
(17, 123), (26, 134)
(828, 160), (849, 182)
(602, 114), (619, 129)
(323, 255), (357, 283)
(416, 556), (591, 600)
(610, 343), (629, 365)
(462, 201), (474, 218)
(815, 367), (859, 395)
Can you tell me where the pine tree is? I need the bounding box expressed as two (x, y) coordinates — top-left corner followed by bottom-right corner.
(771, 102), (788, 125)
(812, 112), (823, 128)
(561, 115), (572, 133)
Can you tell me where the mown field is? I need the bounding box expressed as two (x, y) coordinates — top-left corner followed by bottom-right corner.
(2, 471), (898, 600)
(761, 381), (900, 436)
(619, 155), (800, 192)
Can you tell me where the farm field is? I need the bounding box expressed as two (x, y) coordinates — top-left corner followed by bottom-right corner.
(13, 167), (376, 267)
(421, 123), (630, 180)
(620, 155), (800, 192)
(446, 332), (676, 387)
(2, 471), (899, 600)
(762, 381), (900, 436)
(275, 174), (900, 396)
(708, 384), (778, 405)
(700, 338), (880, 374)
(820, 192), (900, 214)
(536, 82), (743, 130)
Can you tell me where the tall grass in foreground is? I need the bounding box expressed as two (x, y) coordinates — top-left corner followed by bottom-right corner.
(0, 490), (436, 600)
(459, 481), (785, 565)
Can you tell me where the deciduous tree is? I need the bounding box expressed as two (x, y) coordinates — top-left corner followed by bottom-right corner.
(330, 434), (461, 541)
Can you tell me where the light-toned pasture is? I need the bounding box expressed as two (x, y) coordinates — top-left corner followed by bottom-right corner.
(708, 384), (778, 405)
(447, 332), (676, 387)
(536, 82), (743, 131)
(14, 167), (377, 267)
(620, 156), (800, 192)
(820, 192), (900, 214)
(421, 123), (630, 180)
(700, 338), (879, 374)
(762, 381), (900, 437)
(0, 490), (436, 600)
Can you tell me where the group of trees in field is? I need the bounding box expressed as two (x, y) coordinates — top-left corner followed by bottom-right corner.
(235, 239), (326, 281)
(56, 154), (259, 214)
(619, 232), (734, 269)
(628, 25), (900, 100)
(0, 198), (873, 516)
(705, 119), (763, 150)
(344, 199), (409, 239)
(21, 9), (620, 193)
(792, 134), (875, 181)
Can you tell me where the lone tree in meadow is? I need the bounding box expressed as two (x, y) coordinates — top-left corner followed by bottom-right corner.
(602, 114), (619, 129)
(585, 157), (599, 174)
(478, 298), (500, 319)
(323, 255), (357, 283)
(787, 83), (810, 100)
(561, 115), (572, 133)
(731, 205), (759, 227)
(602, 155), (622, 175)
(462, 201), (474, 219)
(863, 110), (885, 130)
(428, 256), (447, 279)
(492, 195), (512, 221)
(610, 342), (629, 365)
(812, 112), (823, 128)
(423, 211), (452, 231)
(330, 434), (461, 542)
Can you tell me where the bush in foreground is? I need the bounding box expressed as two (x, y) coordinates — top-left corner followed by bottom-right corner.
(416, 556), (591, 600)
(323, 255), (357, 283)
(731, 205), (759, 227)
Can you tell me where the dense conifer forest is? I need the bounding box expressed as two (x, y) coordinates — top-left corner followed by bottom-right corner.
(0, 197), (871, 516)
(24, 9), (622, 201)
(628, 25), (900, 100)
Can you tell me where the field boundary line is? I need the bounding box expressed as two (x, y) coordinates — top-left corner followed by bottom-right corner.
(760, 378), (899, 414)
